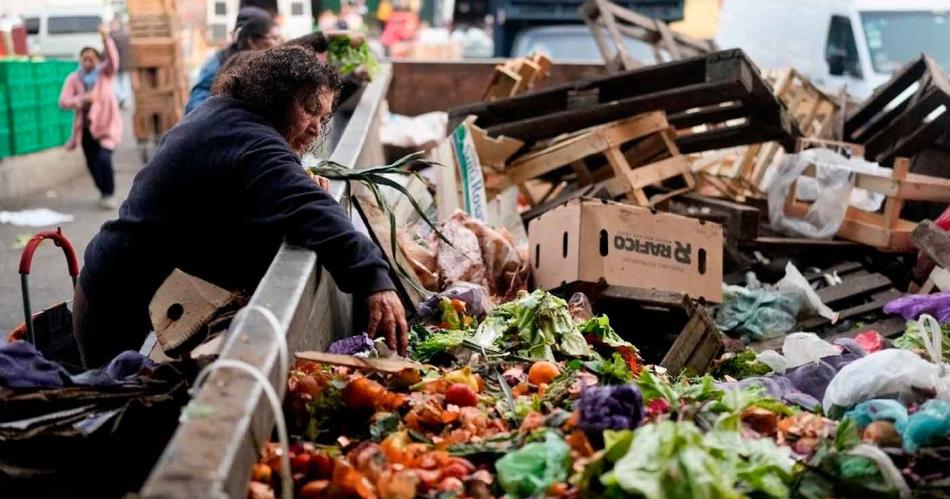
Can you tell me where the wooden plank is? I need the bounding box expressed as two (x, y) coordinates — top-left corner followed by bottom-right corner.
(912, 220), (950, 269)
(625, 155), (690, 189)
(659, 312), (703, 373)
(597, 285), (690, 308)
(815, 273), (893, 306)
(795, 288), (902, 331)
(295, 351), (421, 373)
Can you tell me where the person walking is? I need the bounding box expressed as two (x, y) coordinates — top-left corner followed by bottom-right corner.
(109, 18), (132, 109)
(59, 25), (122, 209)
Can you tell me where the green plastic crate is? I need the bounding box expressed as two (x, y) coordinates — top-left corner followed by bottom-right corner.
(8, 83), (39, 109)
(9, 106), (39, 129)
(37, 83), (61, 106)
(60, 121), (74, 143)
(11, 125), (40, 155)
(0, 128), (10, 158)
(38, 125), (61, 150)
(32, 61), (59, 82)
(0, 60), (33, 85)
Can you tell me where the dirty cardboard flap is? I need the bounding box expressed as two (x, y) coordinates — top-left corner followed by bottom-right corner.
(149, 269), (239, 356)
(529, 198), (723, 302)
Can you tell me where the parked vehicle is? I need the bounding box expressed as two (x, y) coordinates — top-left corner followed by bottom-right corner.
(490, 0), (684, 57)
(23, 7), (115, 59)
(205, 0), (312, 45)
(716, 0), (950, 98)
(511, 24), (662, 63)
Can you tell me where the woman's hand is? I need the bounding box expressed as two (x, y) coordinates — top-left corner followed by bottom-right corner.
(310, 174), (331, 191)
(99, 24), (110, 39)
(366, 290), (409, 356)
(82, 92), (96, 104)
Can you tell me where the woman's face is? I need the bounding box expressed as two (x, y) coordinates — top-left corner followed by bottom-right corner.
(80, 50), (99, 72)
(250, 26), (283, 51)
(286, 89), (335, 153)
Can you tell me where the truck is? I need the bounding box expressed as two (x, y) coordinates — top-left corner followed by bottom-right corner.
(716, 0), (950, 99)
(490, 0), (684, 57)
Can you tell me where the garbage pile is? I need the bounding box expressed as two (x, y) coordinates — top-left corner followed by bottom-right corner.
(244, 6), (950, 497)
(248, 289), (950, 498)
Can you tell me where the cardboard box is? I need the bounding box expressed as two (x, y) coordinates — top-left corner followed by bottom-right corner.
(528, 198), (723, 302)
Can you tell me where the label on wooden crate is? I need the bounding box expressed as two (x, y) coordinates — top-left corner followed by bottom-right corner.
(528, 198), (724, 302)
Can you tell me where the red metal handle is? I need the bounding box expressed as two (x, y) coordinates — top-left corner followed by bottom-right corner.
(18, 228), (80, 277)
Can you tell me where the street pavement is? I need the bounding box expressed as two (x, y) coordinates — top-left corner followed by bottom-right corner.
(0, 109), (143, 335)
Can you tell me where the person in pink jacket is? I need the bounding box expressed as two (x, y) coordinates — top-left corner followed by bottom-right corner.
(59, 25), (123, 209)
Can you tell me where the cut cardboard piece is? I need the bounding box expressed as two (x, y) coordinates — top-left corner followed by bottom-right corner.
(432, 116), (526, 242)
(432, 117), (523, 220)
(528, 198), (723, 302)
(295, 351), (422, 373)
(149, 269), (240, 358)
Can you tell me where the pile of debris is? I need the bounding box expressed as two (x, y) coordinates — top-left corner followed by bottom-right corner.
(246, 3), (950, 497)
(244, 17), (950, 498)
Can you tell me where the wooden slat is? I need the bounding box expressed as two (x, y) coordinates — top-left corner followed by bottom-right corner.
(816, 273), (893, 306)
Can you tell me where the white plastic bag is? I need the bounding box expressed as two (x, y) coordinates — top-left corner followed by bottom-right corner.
(822, 348), (939, 414)
(767, 150), (854, 239)
(776, 262), (838, 323)
(781, 332), (841, 369)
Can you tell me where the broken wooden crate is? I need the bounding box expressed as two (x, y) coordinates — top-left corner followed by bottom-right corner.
(749, 261), (903, 352)
(784, 157), (950, 252)
(449, 49), (796, 153)
(844, 55), (950, 166)
(579, 0), (716, 72)
(489, 111), (695, 207)
(482, 53), (551, 101)
(692, 68), (841, 202)
(913, 220), (950, 294)
(565, 284), (722, 375)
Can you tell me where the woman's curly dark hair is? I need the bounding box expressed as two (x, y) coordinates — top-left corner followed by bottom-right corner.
(212, 45), (341, 136)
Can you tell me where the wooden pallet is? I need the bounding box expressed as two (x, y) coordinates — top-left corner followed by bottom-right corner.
(482, 53), (551, 101)
(692, 69), (841, 202)
(845, 55), (950, 166)
(749, 261), (902, 352)
(128, 0), (187, 144)
(563, 283), (722, 375)
(494, 112), (695, 207)
(580, 0), (716, 72)
(784, 157), (950, 252)
(449, 49), (795, 153)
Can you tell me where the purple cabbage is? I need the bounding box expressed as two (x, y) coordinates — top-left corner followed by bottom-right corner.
(576, 384), (644, 445)
(327, 333), (375, 356)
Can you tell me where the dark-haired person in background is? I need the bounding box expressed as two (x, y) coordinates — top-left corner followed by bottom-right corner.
(59, 24), (122, 209)
(184, 9), (280, 114)
(74, 45), (408, 367)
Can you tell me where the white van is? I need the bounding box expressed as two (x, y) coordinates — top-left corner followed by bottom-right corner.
(206, 0), (312, 45)
(716, 0), (950, 98)
(23, 7), (115, 60)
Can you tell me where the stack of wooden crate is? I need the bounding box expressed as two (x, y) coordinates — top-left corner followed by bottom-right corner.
(128, 0), (188, 144)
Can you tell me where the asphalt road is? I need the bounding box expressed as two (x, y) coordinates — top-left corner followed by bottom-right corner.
(0, 109), (143, 336)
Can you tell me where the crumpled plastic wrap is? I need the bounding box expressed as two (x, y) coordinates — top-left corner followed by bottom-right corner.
(495, 431), (570, 498)
(884, 292), (950, 322)
(402, 211), (530, 301)
(766, 148), (890, 239)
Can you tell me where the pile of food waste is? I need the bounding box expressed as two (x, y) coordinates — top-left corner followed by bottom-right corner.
(249, 290), (950, 499)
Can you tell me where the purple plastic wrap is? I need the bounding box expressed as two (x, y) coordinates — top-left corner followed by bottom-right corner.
(884, 292), (950, 322)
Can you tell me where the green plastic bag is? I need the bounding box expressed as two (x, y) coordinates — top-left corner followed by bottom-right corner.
(495, 431), (570, 498)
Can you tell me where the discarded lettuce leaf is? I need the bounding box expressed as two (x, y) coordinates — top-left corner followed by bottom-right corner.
(603, 420), (794, 499)
(473, 290), (591, 360)
(578, 315), (635, 350)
